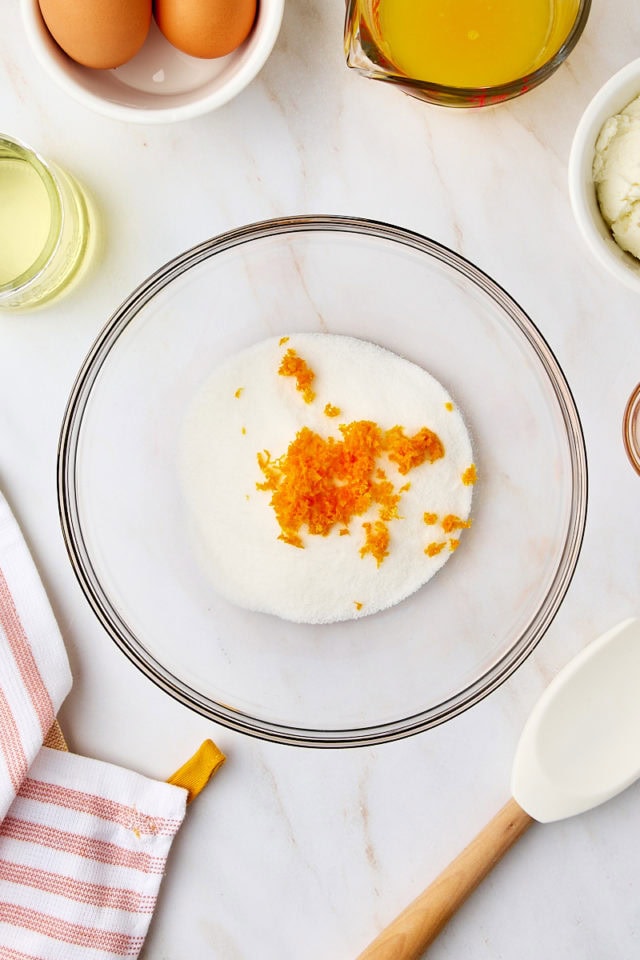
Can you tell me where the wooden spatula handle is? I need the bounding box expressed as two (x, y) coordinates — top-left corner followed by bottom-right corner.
(356, 797), (533, 960)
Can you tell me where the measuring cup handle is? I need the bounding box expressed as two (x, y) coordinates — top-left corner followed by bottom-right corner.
(355, 797), (533, 960)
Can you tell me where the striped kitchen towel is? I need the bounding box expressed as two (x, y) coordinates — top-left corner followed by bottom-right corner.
(0, 493), (190, 959)
(0, 497), (72, 823)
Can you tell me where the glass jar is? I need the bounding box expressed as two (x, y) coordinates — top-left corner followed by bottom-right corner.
(0, 135), (92, 309)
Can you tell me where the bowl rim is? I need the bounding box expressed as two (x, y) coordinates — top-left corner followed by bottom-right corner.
(20, 0), (285, 123)
(568, 56), (640, 293)
(623, 382), (640, 475)
(57, 214), (589, 747)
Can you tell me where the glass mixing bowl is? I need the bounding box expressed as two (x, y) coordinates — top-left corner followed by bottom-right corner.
(58, 216), (587, 746)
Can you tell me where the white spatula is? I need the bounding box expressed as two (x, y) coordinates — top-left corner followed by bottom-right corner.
(356, 618), (640, 960)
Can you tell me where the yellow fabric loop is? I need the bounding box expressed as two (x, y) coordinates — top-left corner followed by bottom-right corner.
(44, 719), (69, 752)
(166, 739), (226, 803)
(47, 722), (225, 804)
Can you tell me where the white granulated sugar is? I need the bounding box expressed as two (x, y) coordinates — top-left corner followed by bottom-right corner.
(180, 333), (475, 623)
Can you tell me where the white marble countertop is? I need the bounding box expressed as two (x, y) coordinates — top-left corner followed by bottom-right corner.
(2, 1), (640, 957)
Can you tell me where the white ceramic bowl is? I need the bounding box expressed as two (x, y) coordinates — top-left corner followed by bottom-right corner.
(569, 57), (640, 293)
(21, 0), (284, 124)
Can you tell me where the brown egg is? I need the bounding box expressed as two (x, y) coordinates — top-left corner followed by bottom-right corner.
(154, 0), (257, 59)
(38, 0), (152, 69)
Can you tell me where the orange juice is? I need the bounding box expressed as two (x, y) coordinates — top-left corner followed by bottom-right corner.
(370, 0), (579, 88)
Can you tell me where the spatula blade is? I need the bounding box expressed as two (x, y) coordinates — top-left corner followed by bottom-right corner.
(511, 618), (640, 823)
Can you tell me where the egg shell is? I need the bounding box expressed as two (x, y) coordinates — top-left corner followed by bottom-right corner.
(38, 0), (152, 69)
(153, 0), (257, 59)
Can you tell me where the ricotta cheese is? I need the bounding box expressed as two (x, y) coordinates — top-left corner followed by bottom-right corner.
(593, 93), (640, 260)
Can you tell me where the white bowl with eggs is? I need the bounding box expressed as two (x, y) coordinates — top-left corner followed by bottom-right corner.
(569, 57), (640, 293)
(21, 0), (284, 123)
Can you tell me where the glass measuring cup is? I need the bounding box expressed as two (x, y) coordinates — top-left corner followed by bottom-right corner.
(344, 0), (591, 107)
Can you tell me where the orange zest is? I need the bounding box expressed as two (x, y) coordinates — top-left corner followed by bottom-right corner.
(258, 345), (470, 569)
(360, 521), (390, 567)
(441, 514), (472, 534)
(256, 418), (445, 565)
(324, 403), (341, 418)
(384, 425), (444, 474)
(425, 541), (446, 557)
(278, 348), (316, 403)
(462, 463), (477, 485)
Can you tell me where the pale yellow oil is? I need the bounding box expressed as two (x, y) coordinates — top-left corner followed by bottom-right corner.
(372, 0), (579, 88)
(0, 158), (52, 285)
